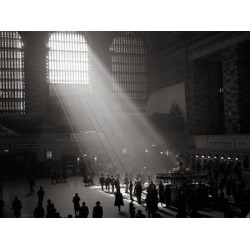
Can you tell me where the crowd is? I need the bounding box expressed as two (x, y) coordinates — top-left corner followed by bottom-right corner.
(0, 164), (250, 218)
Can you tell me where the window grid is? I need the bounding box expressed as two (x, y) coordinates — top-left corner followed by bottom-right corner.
(109, 32), (148, 112)
(0, 31), (25, 114)
(47, 32), (90, 85)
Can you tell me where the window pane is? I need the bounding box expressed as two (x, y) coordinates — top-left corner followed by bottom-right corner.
(0, 31), (25, 114)
(47, 32), (90, 85)
(109, 32), (148, 112)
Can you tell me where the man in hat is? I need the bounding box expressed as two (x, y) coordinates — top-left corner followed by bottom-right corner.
(93, 201), (103, 218)
(79, 202), (89, 218)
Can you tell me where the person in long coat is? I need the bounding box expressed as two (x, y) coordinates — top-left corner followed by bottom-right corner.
(158, 181), (165, 206)
(12, 197), (22, 218)
(72, 193), (80, 216)
(114, 189), (124, 212)
(93, 201), (103, 218)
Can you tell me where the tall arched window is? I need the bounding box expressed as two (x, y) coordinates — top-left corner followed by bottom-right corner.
(0, 31), (25, 114)
(109, 32), (149, 112)
(47, 32), (90, 85)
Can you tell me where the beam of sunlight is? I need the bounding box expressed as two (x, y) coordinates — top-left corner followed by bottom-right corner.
(49, 46), (176, 176)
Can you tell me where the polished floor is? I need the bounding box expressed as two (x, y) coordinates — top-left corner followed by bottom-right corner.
(1, 176), (225, 218)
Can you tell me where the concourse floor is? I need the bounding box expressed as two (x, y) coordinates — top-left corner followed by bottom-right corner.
(1, 176), (224, 218)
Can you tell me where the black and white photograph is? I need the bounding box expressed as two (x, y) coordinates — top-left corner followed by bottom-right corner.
(0, 1), (249, 249)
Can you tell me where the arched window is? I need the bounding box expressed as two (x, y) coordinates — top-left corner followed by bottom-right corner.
(47, 32), (90, 85)
(109, 32), (148, 112)
(0, 31), (25, 114)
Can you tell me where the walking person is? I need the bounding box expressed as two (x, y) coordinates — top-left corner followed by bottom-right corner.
(12, 196), (22, 218)
(99, 174), (105, 191)
(37, 186), (45, 205)
(93, 201), (103, 218)
(72, 193), (81, 216)
(114, 189), (124, 212)
(79, 202), (89, 218)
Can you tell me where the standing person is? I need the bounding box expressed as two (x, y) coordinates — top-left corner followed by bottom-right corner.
(34, 202), (45, 218)
(110, 175), (115, 193)
(72, 193), (81, 216)
(29, 178), (35, 195)
(46, 199), (55, 218)
(99, 174), (105, 191)
(124, 174), (129, 193)
(105, 175), (111, 193)
(79, 202), (89, 218)
(114, 189), (124, 212)
(129, 201), (136, 218)
(93, 201), (103, 218)
(0, 198), (4, 218)
(129, 180), (134, 201)
(12, 197), (22, 218)
(37, 186), (45, 205)
(164, 185), (172, 208)
(158, 181), (165, 206)
(114, 177), (120, 192)
(135, 181), (142, 204)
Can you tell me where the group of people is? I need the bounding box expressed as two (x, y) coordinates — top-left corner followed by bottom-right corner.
(50, 170), (67, 185)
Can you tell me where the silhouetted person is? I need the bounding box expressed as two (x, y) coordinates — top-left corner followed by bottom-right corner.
(114, 189), (124, 212)
(110, 175), (115, 193)
(129, 180), (134, 201)
(114, 177), (120, 192)
(158, 181), (165, 206)
(105, 175), (111, 193)
(12, 196), (22, 218)
(46, 199), (55, 218)
(99, 174), (105, 191)
(37, 186), (45, 205)
(72, 193), (81, 216)
(136, 209), (146, 218)
(164, 185), (172, 208)
(51, 172), (57, 185)
(135, 181), (142, 204)
(93, 201), (103, 218)
(0, 198), (4, 218)
(34, 202), (45, 218)
(79, 202), (89, 218)
(129, 201), (136, 218)
(29, 178), (35, 195)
